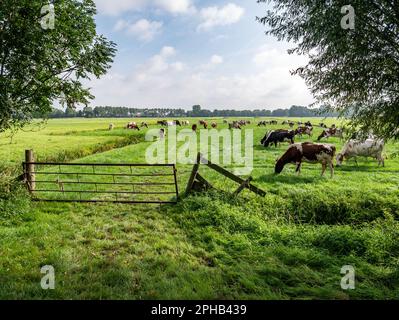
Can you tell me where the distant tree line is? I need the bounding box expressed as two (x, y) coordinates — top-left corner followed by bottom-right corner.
(43, 105), (338, 119)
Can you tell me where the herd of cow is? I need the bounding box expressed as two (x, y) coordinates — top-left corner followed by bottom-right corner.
(115, 119), (386, 178)
(260, 121), (385, 178)
(122, 119), (252, 131)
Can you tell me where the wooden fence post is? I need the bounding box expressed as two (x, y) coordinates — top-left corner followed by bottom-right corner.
(25, 149), (35, 192)
(185, 152), (202, 195)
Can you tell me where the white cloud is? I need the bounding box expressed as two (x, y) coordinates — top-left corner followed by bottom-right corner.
(90, 46), (313, 109)
(138, 46), (181, 75)
(197, 3), (245, 31)
(155, 0), (196, 14)
(114, 19), (163, 41)
(210, 55), (224, 65)
(160, 46), (176, 57)
(95, 0), (195, 16)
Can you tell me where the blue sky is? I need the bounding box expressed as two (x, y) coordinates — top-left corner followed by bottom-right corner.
(90, 0), (313, 110)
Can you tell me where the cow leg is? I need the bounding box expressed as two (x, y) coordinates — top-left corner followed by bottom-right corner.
(321, 163), (327, 177)
(354, 157), (359, 166)
(378, 155), (385, 167)
(329, 161), (334, 178)
(296, 162), (302, 175)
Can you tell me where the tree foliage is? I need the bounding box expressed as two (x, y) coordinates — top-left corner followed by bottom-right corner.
(257, 0), (399, 139)
(0, 0), (116, 132)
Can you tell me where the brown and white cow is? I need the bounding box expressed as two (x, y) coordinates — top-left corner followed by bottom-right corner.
(199, 120), (208, 129)
(229, 122), (241, 130)
(336, 139), (385, 167)
(295, 126), (313, 138)
(317, 128), (343, 141)
(127, 122), (140, 130)
(275, 142), (336, 177)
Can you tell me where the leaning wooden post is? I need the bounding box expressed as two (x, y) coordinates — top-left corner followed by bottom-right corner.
(25, 149), (35, 193)
(185, 152), (202, 195)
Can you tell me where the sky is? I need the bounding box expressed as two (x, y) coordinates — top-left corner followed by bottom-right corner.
(89, 0), (314, 110)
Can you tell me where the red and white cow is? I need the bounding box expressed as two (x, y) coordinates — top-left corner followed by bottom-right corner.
(127, 122), (140, 130)
(275, 142), (336, 177)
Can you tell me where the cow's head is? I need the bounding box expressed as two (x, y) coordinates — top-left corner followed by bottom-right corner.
(317, 131), (326, 141)
(260, 134), (267, 146)
(274, 157), (285, 174)
(336, 153), (344, 166)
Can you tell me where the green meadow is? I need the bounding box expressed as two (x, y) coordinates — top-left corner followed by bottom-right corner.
(0, 118), (398, 299)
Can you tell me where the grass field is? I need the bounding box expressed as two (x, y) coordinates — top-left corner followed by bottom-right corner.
(1, 117), (398, 299)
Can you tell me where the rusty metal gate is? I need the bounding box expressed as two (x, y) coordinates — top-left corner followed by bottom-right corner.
(23, 152), (179, 205)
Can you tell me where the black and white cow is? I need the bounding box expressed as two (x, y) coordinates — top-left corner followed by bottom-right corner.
(261, 130), (295, 148)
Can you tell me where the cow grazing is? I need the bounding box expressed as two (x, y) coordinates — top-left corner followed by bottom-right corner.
(270, 120), (278, 125)
(258, 121), (268, 127)
(289, 122), (295, 128)
(236, 120), (247, 127)
(199, 120), (208, 129)
(181, 120), (190, 126)
(336, 139), (385, 167)
(261, 130), (295, 148)
(317, 128), (343, 141)
(229, 122), (241, 130)
(295, 126), (313, 138)
(275, 142), (336, 178)
(192, 124), (198, 132)
(174, 120), (182, 126)
(141, 122), (148, 128)
(127, 122), (140, 130)
(157, 120), (168, 126)
(211, 122), (218, 128)
(305, 121), (312, 127)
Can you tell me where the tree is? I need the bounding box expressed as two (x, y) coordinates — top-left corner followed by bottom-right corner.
(192, 105), (202, 116)
(82, 106), (93, 118)
(257, 0), (399, 139)
(65, 106), (77, 118)
(0, 0), (116, 132)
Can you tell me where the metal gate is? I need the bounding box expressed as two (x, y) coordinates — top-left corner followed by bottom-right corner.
(23, 154), (179, 205)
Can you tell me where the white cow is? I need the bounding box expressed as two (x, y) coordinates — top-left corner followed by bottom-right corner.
(336, 139), (385, 167)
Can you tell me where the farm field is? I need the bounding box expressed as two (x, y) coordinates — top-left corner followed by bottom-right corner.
(0, 118), (399, 299)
